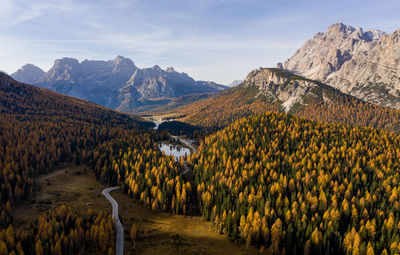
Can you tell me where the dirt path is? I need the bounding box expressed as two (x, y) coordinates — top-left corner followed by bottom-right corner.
(37, 167), (69, 182)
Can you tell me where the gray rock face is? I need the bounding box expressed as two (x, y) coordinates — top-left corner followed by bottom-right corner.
(11, 64), (45, 85)
(283, 23), (400, 109)
(244, 68), (331, 112)
(116, 65), (226, 112)
(36, 56), (137, 106)
(15, 56), (226, 112)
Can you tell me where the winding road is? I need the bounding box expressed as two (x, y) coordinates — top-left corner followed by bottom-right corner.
(102, 187), (124, 255)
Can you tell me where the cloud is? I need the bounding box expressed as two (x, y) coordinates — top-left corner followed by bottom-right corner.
(0, 0), (90, 27)
(2, 0), (399, 84)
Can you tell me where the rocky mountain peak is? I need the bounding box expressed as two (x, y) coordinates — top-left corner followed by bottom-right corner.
(111, 56), (137, 75)
(11, 64), (45, 84)
(113, 55), (126, 63)
(246, 68), (291, 86)
(166, 67), (176, 73)
(53, 58), (80, 68)
(113, 55), (136, 68)
(151, 65), (162, 70)
(326, 23), (361, 37)
(45, 58), (80, 82)
(325, 23), (385, 41)
(283, 23), (400, 110)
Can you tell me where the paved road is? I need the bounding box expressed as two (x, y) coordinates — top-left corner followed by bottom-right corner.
(102, 187), (124, 255)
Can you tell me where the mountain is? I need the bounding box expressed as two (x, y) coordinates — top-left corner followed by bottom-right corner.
(172, 68), (400, 132)
(11, 56), (226, 113)
(114, 65), (226, 112)
(0, 72), (150, 127)
(36, 56), (137, 107)
(282, 22), (400, 109)
(11, 64), (45, 84)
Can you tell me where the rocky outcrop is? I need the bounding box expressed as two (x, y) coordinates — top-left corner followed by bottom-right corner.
(243, 68), (336, 112)
(11, 64), (45, 85)
(283, 23), (400, 109)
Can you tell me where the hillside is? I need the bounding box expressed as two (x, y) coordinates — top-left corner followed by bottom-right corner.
(172, 68), (400, 133)
(283, 23), (400, 109)
(190, 111), (400, 254)
(0, 72), (152, 225)
(0, 73), (178, 254)
(0, 73), (148, 125)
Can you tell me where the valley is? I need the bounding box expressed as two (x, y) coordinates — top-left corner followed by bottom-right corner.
(2, 4), (400, 254)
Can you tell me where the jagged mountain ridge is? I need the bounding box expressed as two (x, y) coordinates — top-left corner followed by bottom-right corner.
(115, 65), (226, 112)
(172, 67), (400, 133)
(36, 56), (137, 107)
(282, 22), (400, 109)
(11, 56), (226, 113)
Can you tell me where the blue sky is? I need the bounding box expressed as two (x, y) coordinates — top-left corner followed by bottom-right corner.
(1, 0), (400, 84)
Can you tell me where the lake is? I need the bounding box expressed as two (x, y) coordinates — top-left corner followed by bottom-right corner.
(158, 143), (190, 161)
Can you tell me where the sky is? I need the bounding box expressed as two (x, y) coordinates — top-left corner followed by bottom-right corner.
(1, 0), (400, 85)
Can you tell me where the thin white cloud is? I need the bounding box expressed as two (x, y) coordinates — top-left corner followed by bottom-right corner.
(0, 0), (90, 27)
(2, 0), (400, 84)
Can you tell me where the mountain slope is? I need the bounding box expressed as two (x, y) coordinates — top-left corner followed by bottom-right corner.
(0, 72), (153, 226)
(0, 72), (147, 125)
(11, 64), (45, 84)
(283, 23), (400, 109)
(173, 68), (400, 133)
(0, 73), (186, 254)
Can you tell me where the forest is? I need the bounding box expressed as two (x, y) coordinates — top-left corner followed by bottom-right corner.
(0, 205), (115, 254)
(0, 74), (148, 253)
(3, 72), (400, 254)
(91, 130), (194, 215)
(189, 112), (400, 254)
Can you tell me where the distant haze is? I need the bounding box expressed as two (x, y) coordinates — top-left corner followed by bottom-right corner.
(1, 0), (400, 84)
